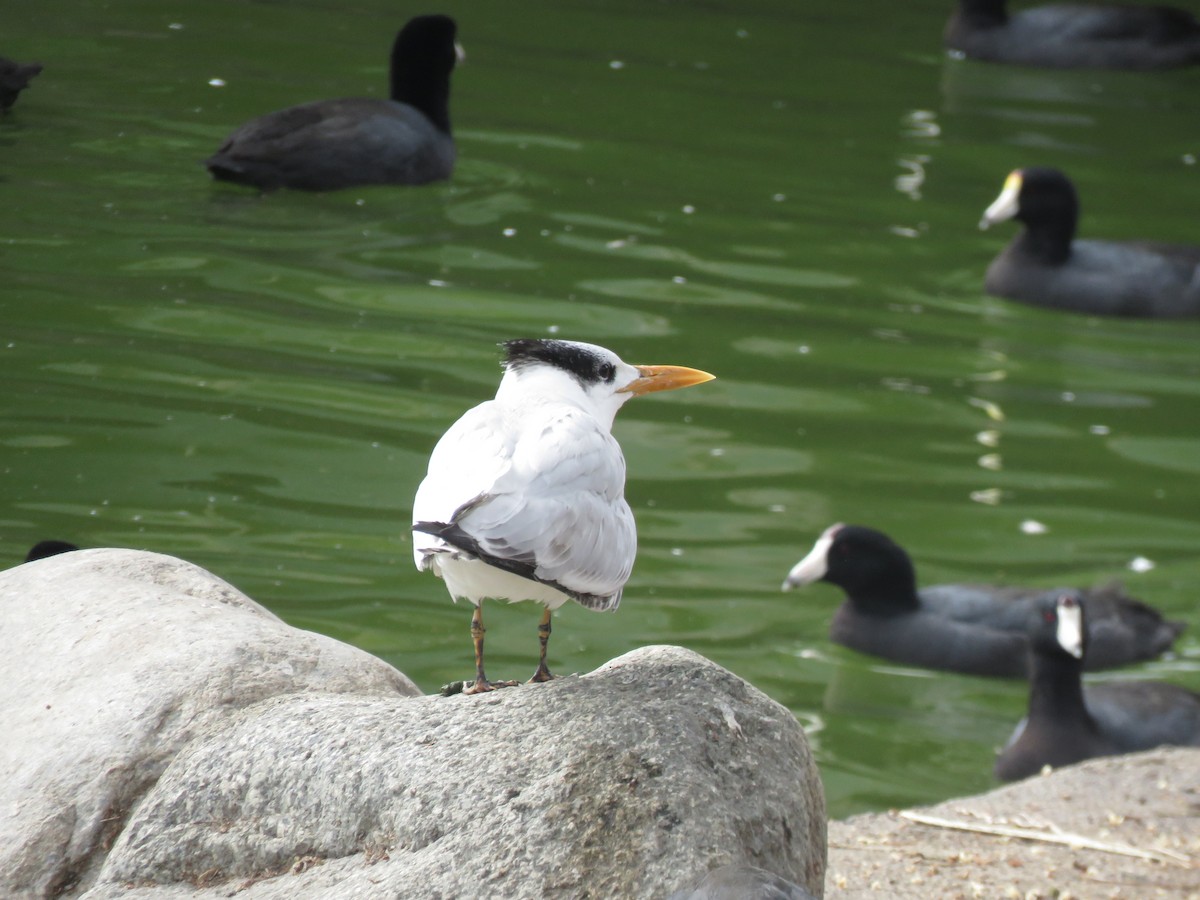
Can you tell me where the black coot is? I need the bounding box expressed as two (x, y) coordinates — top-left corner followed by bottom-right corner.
(945, 0), (1200, 69)
(995, 592), (1200, 781)
(781, 523), (1184, 677)
(979, 167), (1200, 317)
(24, 540), (79, 563)
(206, 15), (459, 191)
(0, 57), (42, 111)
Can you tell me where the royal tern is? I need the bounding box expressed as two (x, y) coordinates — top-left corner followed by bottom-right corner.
(413, 338), (714, 695)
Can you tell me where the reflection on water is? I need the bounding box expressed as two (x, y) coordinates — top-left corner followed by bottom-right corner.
(4, 0), (1199, 819)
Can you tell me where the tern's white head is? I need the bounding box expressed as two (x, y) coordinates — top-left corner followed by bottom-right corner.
(496, 339), (715, 430)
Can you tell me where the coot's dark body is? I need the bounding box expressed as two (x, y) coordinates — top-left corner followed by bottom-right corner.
(980, 167), (1200, 318)
(0, 57), (42, 111)
(783, 524), (1184, 678)
(995, 594), (1200, 781)
(946, 0), (1200, 69)
(206, 15), (458, 191)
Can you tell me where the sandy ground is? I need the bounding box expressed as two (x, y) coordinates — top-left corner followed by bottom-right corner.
(826, 748), (1200, 900)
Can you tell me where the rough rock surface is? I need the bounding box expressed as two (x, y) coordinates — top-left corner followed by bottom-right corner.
(669, 862), (819, 899)
(826, 747), (1200, 899)
(0, 549), (420, 899)
(81, 644), (826, 900)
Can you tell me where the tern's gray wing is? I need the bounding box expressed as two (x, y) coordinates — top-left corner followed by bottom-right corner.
(412, 399), (514, 564)
(413, 404), (635, 609)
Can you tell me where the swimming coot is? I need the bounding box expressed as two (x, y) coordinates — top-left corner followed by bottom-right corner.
(980, 167), (1200, 317)
(0, 57), (42, 112)
(995, 592), (1200, 781)
(206, 15), (459, 191)
(945, 0), (1200, 69)
(24, 540), (79, 563)
(781, 523), (1184, 677)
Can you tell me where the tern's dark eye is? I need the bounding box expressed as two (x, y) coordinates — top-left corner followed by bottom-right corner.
(598, 363), (616, 381)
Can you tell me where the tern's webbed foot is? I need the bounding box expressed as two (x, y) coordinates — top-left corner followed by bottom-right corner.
(465, 678), (520, 695)
(528, 663), (556, 684)
(442, 677), (519, 696)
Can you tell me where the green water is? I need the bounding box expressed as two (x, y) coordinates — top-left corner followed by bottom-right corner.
(4, 1), (1198, 819)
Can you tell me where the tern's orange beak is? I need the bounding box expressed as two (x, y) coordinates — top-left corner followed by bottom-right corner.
(620, 364), (716, 396)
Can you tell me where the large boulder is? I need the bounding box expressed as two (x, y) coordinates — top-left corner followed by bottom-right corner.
(1, 550), (825, 900)
(0, 549), (420, 899)
(85, 644), (825, 899)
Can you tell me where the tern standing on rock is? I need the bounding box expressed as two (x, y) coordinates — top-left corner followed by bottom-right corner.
(413, 339), (715, 695)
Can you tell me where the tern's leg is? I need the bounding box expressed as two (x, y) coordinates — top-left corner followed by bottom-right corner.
(529, 606), (556, 683)
(462, 604), (517, 695)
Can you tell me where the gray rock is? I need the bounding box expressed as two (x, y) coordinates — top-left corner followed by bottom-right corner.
(86, 645), (826, 900)
(668, 862), (819, 899)
(0, 549), (419, 900)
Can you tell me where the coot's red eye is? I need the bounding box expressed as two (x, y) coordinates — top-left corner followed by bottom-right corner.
(1042, 611), (1055, 623)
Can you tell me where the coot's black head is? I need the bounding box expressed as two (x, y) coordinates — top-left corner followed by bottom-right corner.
(783, 524), (920, 612)
(390, 14), (459, 133)
(1029, 591), (1086, 662)
(980, 167), (1079, 262)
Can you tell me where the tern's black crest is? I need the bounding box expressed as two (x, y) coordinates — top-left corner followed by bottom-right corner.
(501, 339), (618, 387)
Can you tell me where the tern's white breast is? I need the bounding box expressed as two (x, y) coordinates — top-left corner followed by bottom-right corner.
(430, 553), (574, 609)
